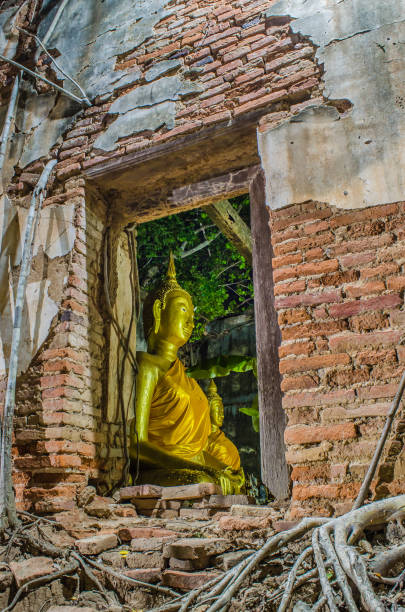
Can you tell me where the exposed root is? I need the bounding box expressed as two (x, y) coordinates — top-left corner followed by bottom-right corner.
(1, 495), (405, 611)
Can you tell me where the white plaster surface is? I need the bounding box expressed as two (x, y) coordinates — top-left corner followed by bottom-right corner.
(0, 279), (58, 376)
(259, 0), (405, 210)
(0, 202), (75, 375)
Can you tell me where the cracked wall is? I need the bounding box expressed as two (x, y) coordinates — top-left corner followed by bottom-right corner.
(259, 0), (405, 210)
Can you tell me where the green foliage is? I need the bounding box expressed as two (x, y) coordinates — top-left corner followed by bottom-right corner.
(239, 395), (259, 432)
(137, 196), (253, 340)
(187, 354), (257, 379)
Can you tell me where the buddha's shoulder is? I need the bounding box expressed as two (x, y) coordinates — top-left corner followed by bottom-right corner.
(136, 351), (169, 376)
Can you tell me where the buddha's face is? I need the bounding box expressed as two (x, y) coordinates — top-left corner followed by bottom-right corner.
(156, 290), (194, 346)
(210, 398), (224, 428)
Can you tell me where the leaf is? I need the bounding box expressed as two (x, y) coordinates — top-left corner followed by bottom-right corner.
(187, 355), (257, 379)
(239, 406), (259, 417)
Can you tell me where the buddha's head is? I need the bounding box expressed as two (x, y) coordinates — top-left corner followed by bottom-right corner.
(143, 253), (194, 348)
(207, 379), (224, 429)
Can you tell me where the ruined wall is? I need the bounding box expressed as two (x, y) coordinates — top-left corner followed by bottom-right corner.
(269, 200), (405, 517)
(258, 0), (405, 515)
(0, 0), (323, 510)
(1, 0), (404, 514)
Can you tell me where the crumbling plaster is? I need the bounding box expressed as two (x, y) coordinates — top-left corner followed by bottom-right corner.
(259, 0), (405, 210)
(20, 0), (201, 164)
(0, 197), (74, 375)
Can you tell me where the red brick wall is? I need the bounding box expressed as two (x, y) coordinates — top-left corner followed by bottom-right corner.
(269, 200), (405, 517)
(3, 0), (404, 513)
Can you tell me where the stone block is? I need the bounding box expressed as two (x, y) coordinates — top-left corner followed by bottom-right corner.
(85, 496), (112, 518)
(100, 551), (126, 568)
(119, 527), (179, 541)
(214, 549), (252, 571)
(77, 485), (96, 507)
(230, 505), (274, 518)
(130, 537), (174, 552)
(161, 483), (221, 500)
(119, 485), (162, 500)
(179, 508), (217, 519)
(199, 494), (254, 508)
(217, 515), (272, 531)
(124, 568), (161, 583)
(169, 556), (211, 570)
(112, 505), (137, 518)
(163, 538), (230, 560)
(126, 551), (162, 569)
(9, 557), (55, 587)
(75, 534), (118, 555)
(162, 570), (221, 591)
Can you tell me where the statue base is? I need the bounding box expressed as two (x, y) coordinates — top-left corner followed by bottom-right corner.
(135, 467), (218, 488)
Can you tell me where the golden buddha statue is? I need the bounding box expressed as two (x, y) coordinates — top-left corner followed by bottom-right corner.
(205, 379), (245, 494)
(130, 254), (243, 493)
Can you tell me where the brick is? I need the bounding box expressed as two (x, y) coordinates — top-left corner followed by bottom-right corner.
(282, 389), (356, 409)
(292, 483), (361, 501)
(131, 537), (174, 552)
(276, 290), (341, 309)
(340, 252), (375, 268)
(285, 423), (357, 445)
(286, 445), (327, 465)
(217, 515), (272, 530)
(201, 93), (225, 108)
(10, 557), (55, 587)
(234, 88), (288, 115)
(162, 570), (221, 591)
(119, 485), (162, 500)
(387, 276), (405, 290)
(330, 203), (399, 229)
(274, 279), (306, 295)
(75, 534), (118, 555)
(330, 233), (394, 257)
(126, 551), (162, 569)
(282, 320), (348, 341)
(230, 505), (275, 518)
(346, 281), (385, 298)
(329, 294), (402, 319)
(202, 110), (231, 125)
(161, 483), (221, 500)
(329, 330), (401, 351)
(356, 348), (397, 365)
(118, 527), (179, 541)
(124, 568), (161, 583)
(280, 352), (350, 374)
(164, 538), (229, 560)
(360, 262), (399, 280)
(279, 341), (315, 358)
(222, 46), (250, 63)
(272, 253), (302, 268)
(291, 465), (328, 481)
(281, 374), (319, 392)
(357, 383), (398, 400)
(235, 67), (264, 85)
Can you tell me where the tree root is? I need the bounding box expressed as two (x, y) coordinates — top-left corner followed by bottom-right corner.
(143, 495), (405, 612)
(370, 543), (405, 576)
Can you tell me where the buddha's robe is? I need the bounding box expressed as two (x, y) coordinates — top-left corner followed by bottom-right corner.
(147, 359), (211, 460)
(205, 429), (240, 471)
